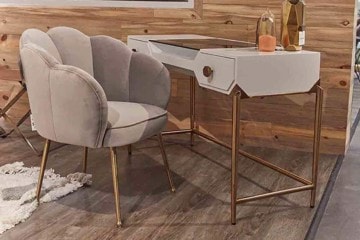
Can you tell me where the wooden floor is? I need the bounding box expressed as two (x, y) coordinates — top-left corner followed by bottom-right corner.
(0, 128), (337, 240)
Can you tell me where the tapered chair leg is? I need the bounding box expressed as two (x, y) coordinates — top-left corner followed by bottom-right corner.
(110, 147), (122, 227)
(157, 134), (176, 193)
(83, 147), (88, 173)
(36, 139), (51, 202)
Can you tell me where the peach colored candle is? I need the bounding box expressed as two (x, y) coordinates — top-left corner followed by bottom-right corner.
(259, 35), (276, 52)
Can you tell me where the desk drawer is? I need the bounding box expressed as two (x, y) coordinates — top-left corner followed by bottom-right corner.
(127, 39), (150, 55)
(194, 53), (235, 93)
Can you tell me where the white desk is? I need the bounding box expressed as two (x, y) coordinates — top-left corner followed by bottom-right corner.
(128, 34), (320, 96)
(128, 34), (323, 225)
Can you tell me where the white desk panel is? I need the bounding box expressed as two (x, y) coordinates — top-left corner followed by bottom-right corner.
(128, 35), (321, 97)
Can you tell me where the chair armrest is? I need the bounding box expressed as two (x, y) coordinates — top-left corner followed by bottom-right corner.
(49, 65), (108, 148)
(20, 44), (108, 148)
(129, 52), (171, 109)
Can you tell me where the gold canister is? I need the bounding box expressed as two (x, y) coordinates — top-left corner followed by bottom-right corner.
(281, 0), (306, 51)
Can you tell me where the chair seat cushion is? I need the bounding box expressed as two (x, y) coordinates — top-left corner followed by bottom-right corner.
(102, 101), (167, 147)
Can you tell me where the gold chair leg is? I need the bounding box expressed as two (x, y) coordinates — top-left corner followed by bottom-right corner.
(83, 147), (88, 173)
(157, 134), (176, 193)
(110, 147), (122, 227)
(127, 145), (132, 155)
(36, 139), (51, 202)
(310, 85), (324, 207)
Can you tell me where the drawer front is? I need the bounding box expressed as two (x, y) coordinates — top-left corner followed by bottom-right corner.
(194, 53), (235, 94)
(127, 39), (151, 55)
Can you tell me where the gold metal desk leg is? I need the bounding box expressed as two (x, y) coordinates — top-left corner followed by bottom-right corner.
(231, 91), (241, 225)
(310, 85), (324, 207)
(190, 76), (196, 146)
(157, 133), (176, 193)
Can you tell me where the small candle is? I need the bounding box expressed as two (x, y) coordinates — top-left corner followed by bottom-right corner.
(259, 35), (276, 52)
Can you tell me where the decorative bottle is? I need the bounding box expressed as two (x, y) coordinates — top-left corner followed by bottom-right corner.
(256, 9), (277, 52)
(281, 0), (306, 51)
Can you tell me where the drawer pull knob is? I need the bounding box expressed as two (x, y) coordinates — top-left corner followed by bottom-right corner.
(203, 66), (213, 78)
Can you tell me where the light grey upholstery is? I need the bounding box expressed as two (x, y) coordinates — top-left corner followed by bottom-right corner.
(91, 35), (132, 102)
(21, 43), (108, 148)
(19, 27), (171, 148)
(20, 29), (62, 63)
(103, 102), (167, 147)
(129, 52), (171, 109)
(47, 27), (94, 76)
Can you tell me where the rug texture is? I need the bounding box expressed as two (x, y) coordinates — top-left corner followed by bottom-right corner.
(0, 162), (92, 234)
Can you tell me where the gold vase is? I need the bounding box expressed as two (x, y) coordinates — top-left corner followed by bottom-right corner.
(281, 0), (306, 51)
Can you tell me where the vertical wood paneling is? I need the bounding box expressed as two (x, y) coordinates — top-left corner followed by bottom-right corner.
(0, 0), (356, 154)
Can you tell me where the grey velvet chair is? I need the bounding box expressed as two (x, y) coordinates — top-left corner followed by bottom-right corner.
(19, 27), (175, 227)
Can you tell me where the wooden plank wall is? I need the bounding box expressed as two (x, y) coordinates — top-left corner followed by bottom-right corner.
(0, 0), (356, 154)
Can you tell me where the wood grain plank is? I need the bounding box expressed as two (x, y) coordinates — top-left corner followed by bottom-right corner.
(0, 127), (339, 239)
(0, 0), (356, 154)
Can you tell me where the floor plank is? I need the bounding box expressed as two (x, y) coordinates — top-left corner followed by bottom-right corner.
(0, 127), (337, 240)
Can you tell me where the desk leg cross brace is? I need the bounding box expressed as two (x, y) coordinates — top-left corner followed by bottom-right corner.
(161, 77), (323, 225)
(230, 85), (323, 224)
(162, 76), (197, 144)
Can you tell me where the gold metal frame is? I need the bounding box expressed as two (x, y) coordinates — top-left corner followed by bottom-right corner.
(35, 134), (176, 227)
(110, 147), (122, 227)
(163, 77), (324, 225)
(0, 86), (41, 155)
(36, 139), (51, 201)
(33, 74), (322, 226)
(157, 133), (176, 193)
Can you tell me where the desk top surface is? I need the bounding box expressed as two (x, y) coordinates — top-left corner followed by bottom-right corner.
(150, 38), (256, 50)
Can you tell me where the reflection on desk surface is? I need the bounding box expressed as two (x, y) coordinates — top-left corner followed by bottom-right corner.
(150, 38), (256, 50)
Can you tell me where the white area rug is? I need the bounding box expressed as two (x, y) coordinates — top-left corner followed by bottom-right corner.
(0, 162), (92, 234)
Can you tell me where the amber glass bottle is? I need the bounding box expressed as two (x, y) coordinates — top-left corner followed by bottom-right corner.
(281, 0), (306, 51)
(257, 9), (277, 52)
